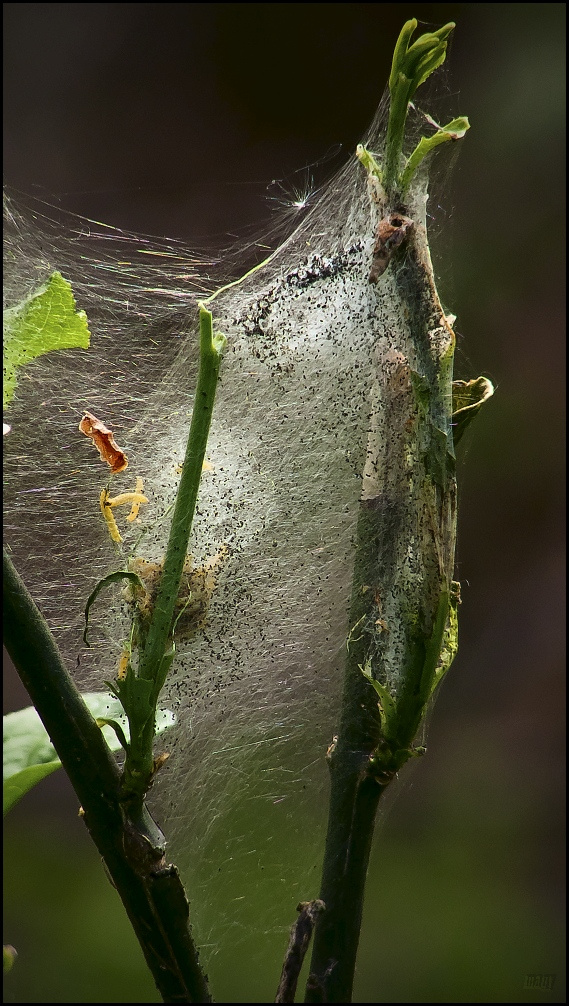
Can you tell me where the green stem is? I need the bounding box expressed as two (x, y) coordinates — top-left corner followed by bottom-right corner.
(305, 192), (457, 1004)
(3, 548), (212, 1003)
(123, 306), (225, 802)
(303, 506), (384, 1004)
(4, 549), (122, 808)
(138, 306), (225, 682)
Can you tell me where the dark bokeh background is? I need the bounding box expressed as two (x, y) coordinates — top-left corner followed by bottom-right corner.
(3, 4), (565, 1003)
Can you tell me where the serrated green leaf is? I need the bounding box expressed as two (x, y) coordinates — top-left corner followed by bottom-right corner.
(3, 693), (175, 815)
(3, 270), (91, 408)
(413, 46), (447, 92)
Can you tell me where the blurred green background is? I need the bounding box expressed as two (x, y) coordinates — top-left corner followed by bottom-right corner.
(3, 3), (565, 1003)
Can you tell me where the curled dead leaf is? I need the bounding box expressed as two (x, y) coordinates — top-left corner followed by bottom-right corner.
(79, 411), (128, 473)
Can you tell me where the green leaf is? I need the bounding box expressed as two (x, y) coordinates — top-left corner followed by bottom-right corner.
(401, 117), (470, 193)
(418, 590), (451, 704)
(388, 18), (418, 93)
(3, 693), (175, 815)
(153, 647), (176, 700)
(429, 581), (460, 697)
(3, 945), (18, 974)
(355, 144), (383, 182)
(389, 20), (455, 103)
(3, 762), (62, 818)
(112, 670), (156, 745)
(383, 20), (459, 195)
(95, 717), (130, 753)
(3, 271), (91, 409)
(84, 570), (145, 645)
(361, 662), (398, 741)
